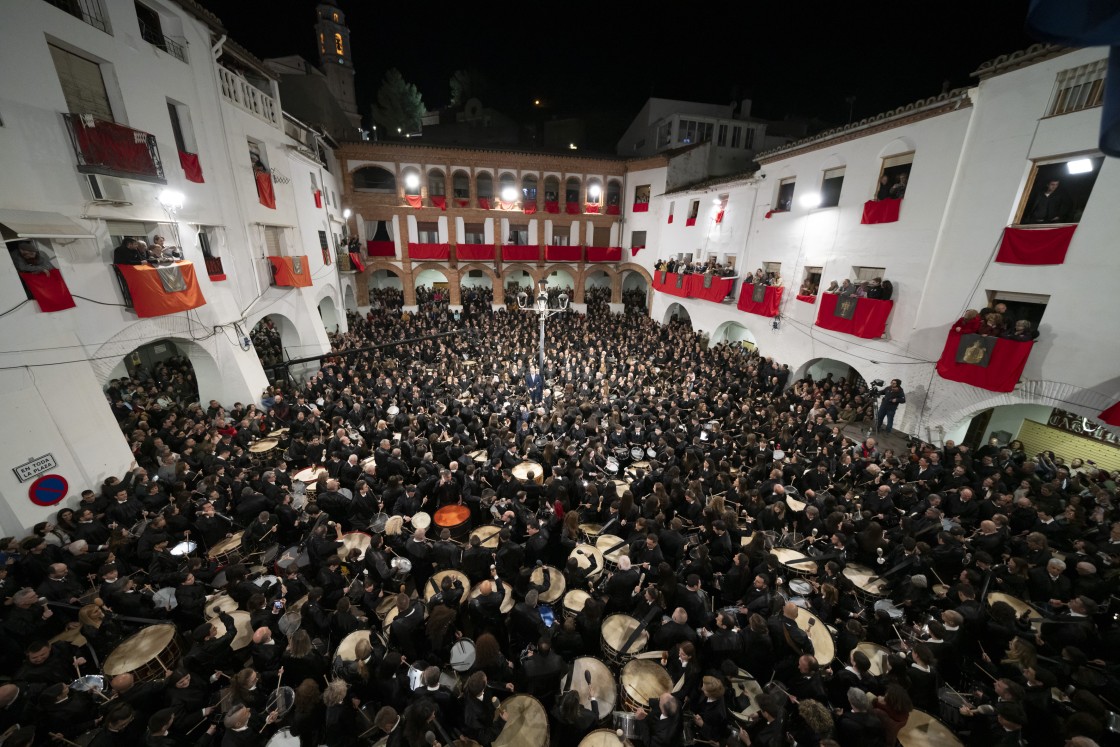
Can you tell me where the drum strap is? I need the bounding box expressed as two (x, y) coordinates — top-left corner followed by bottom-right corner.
(782, 624), (804, 658)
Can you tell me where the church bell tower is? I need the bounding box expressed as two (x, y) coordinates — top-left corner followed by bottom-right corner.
(315, 0), (360, 128)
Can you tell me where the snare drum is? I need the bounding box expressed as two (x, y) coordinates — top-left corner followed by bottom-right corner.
(897, 708), (963, 747)
(604, 457), (619, 475)
(600, 614), (647, 664)
(529, 565), (566, 604)
(209, 610), (254, 651)
(411, 512), (431, 532)
(340, 531), (372, 561)
(794, 607), (835, 664)
(595, 535), (628, 571)
(103, 624), (183, 681)
(275, 545), (310, 575)
(613, 712), (640, 740)
(336, 630), (372, 661)
(469, 525), (501, 549)
(562, 589), (592, 619)
(208, 532), (244, 566)
(772, 547), (813, 578)
(568, 657), (616, 718)
(630, 447), (644, 461)
(855, 642), (891, 676)
(579, 730), (624, 747)
(425, 570), (470, 605)
(449, 639), (476, 672)
(512, 461), (544, 485)
(842, 563), (888, 603)
(874, 598), (904, 621)
(70, 675), (106, 693)
(170, 540), (196, 556)
(621, 659), (672, 711)
(492, 694), (549, 747)
(434, 505), (472, 542)
(469, 580), (515, 614)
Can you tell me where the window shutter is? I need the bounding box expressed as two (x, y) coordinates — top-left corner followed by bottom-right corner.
(50, 45), (113, 121)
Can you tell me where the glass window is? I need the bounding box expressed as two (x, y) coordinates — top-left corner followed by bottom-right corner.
(775, 178), (795, 212)
(731, 126), (742, 149)
(1016, 155), (1104, 225)
(820, 167), (845, 208)
(717, 124), (728, 147)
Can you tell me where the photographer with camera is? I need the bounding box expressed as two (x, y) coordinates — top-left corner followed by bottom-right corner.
(870, 378), (906, 434)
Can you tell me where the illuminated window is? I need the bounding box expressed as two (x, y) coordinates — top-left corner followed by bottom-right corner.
(334, 33), (344, 55)
(332, 12), (339, 21)
(319, 33), (324, 53)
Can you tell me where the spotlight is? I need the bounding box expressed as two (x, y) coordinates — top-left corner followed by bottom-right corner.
(1067, 158), (1094, 174)
(404, 173), (420, 190)
(158, 189), (185, 209)
(799, 192), (822, 209)
(501, 186), (519, 202)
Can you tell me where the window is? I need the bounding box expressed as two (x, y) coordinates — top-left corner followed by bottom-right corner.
(631, 230), (647, 248)
(428, 170), (445, 196)
(542, 175), (559, 202)
(367, 220), (392, 241)
(334, 33), (344, 56)
(318, 230), (331, 265)
(717, 124), (728, 147)
(135, 2), (186, 62)
(657, 122), (672, 148)
(876, 153), (913, 199)
(353, 166), (396, 192)
(452, 171), (470, 198)
(775, 178), (796, 212)
(742, 126), (755, 150)
(1015, 155), (1104, 225)
(49, 44), (113, 121)
(688, 200), (699, 219)
(986, 290), (1050, 331)
(463, 222), (485, 244)
(166, 100), (197, 153)
(198, 228), (216, 257)
(550, 233), (569, 246)
(401, 169), (421, 196)
(586, 179), (602, 205)
(43, 0), (110, 32)
(476, 173), (494, 199)
(522, 174), (538, 201)
(262, 226), (285, 255)
(853, 265), (886, 283)
(820, 167), (845, 208)
(731, 126), (742, 149)
(668, 202), (675, 222)
(801, 266), (822, 295)
(508, 224), (529, 245)
(499, 173), (517, 201)
(248, 139), (268, 170)
(591, 225), (611, 247)
(678, 119), (713, 145)
(468, 269), (483, 278)
(1049, 59), (1107, 116)
(415, 221), (439, 243)
(564, 177), (580, 203)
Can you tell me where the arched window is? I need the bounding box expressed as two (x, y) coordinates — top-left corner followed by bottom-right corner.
(565, 177), (581, 204)
(352, 166), (396, 193)
(522, 174), (538, 202)
(401, 168), (421, 196)
(606, 179), (622, 207)
(586, 178), (603, 205)
(476, 172), (494, 199)
(428, 169), (445, 196)
(452, 170), (470, 199)
(543, 176), (560, 203)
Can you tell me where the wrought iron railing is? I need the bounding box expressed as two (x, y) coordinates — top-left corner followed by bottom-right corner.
(62, 113), (166, 183)
(43, 0), (109, 33)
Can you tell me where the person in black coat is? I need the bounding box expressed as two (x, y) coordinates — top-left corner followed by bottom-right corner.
(835, 687), (885, 747)
(550, 689), (600, 747)
(635, 692), (681, 747)
(691, 676), (729, 744)
(461, 672), (507, 746)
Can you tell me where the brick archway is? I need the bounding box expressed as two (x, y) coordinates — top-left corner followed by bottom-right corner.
(362, 261), (411, 305)
(457, 263), (498, 303)
(582, 265), (618, 305)
(409, 262), (459, 304)
(539, 262), (581, 302)
(618, 262), (653, 306)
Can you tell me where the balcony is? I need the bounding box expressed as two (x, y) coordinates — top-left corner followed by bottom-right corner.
(62, 113), (166, 184)
(204, 256), (226, 281)
(42, 0), (109, 33)
(138, 17), (188, 63)
(219, 66), (279, 127)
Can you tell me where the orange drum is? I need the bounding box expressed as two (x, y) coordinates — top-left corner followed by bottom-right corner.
(434, 505), (472, 542)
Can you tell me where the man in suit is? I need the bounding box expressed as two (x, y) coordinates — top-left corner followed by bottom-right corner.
(1027, 558), (1072, 609)
(526, 366), (544, 405)
(635, 692), (681, 747)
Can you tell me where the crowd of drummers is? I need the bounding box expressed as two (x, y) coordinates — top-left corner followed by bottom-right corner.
(2, 295), (1118, 747)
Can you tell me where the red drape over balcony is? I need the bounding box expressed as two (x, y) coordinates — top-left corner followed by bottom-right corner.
(366, 240), (396, 257)
(502, 245), (538, 262)
(861, 198), (902, 224)
(606, 204), (620, 215)
(652, 272), (690, 297)
(544, 201), (560, 214)
(457, 244), (495, 261)
(546, 245), (582, 262)
(255, 172), (276, 209)
(936, 330), (1034, 392)
(585, 203), (601, 214)
(995, 225), (1077, 264)
(178, 151), (204, 183)
(268, 256), (313, 287)
(348, 253), (365, 272)
(478, 197), (491, 210)
(565, 202), (581, 215)
(313, 190), (322, 208)
(20, 270), (75, 312)
(689, 275), (734, 303)
(1100, 401), (1120, 427)
(455, 198), (469, 208)
(737, 284), (784, 317)
(430, 196), (447, 211)
(65, 114), (164, 181)
(405, 195), (422, 209)
(632, 202), (649, 213)
(796, 294), (817, 304)
(523, 203), (537, 215)
(409, 242), (450, 260)
(586, 246), (622, 262)
(667, 214), (674, 224)
(117, 261), (207, 316)
(685, 217), (697, 226)
(815, 293), (893, 338)
(715, 210), (725, 224)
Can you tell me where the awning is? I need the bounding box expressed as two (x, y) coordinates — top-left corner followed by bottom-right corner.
(0, 210), (95, 241)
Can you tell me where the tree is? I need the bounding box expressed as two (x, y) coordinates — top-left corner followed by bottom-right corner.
(449, 68), (488, 108)
(370, 68), (425, 136)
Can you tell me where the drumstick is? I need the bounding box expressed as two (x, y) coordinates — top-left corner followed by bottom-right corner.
(49, 734), (81, 747)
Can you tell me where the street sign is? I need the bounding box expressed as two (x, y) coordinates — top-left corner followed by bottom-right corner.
(28, 474), (68, 506)
(12, 454), (57, 483)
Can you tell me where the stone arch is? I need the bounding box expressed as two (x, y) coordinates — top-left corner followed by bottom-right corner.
(501, 263), (541, 304)
(583, 266), (615, 306)
(458, 262), (497, 305)
(791, 357), (870, 387)
(365, 262), (410, 305)
(427, 168), (446, 196)
(620, 266), (651, 309)
(318, 295), (340, 332)
(710, 320), (758, 349)
(540, 263), (579, 298)
(352, 165), (396, 193)
(663, 302), (691, 327)
(248, 312), (303, 360)
(343, 284), (357, 312)
(617, 262), (652, 285)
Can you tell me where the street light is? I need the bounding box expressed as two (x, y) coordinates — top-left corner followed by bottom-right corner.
(404, 173), (420, 190)
(517, 282), (569, 370)
(157, 190), (185, 248)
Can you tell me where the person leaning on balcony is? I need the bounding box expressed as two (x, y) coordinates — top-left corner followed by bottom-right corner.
(952, 309), (982, 335)
(9, 240), (56, 275)
(113, 237), (147, 265)
(149, 235), (182, 261)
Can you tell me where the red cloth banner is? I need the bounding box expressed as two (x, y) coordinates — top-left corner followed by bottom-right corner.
(523, 203), (537, 215)
(409, 243), (450, 260)
(118, 261), (207, 316)
(457, 244), (495, 261)
(631, 245), (645, 256)
(1100, 401), (1120, 427)
(313, 190), (322, 208)
(585, 203), (601, 214)
(545, 201), (560, 214)
(668, 214), (674, 224)
(652, 272), (690, 297)
(861, 198), (902, 224)
(502, 245), (538, 261)
(936, 330), (1034, 392)
(255, 172), (276, 209)
(348, 252), (365, 272)
(430, 196), (447, 211)
(737, 284), (783, 316)
(586, 246), (622, 262)
(796, 294), (817, 304)
(606, 204), (620, 215)
(815, 293), (893, 338)
(455, 199), (469, 208)
(20, 270), (75, 312)
(546, 245), (582, 262)
(715, 210), (725, 224)
(178, 150), (204, 183)
(685, 217), (697, 227)
(692, 276), (734, 303)
(366, 240), (396, 257)
(565, 202), (581, 215)
(632, 202), (649, 213)
(995, 225), (1077, 265)
(478, 198), (491, 210)
(405, 195), (422, 209)
(267, 256), (313, 288)
(72, 118), (159, 178)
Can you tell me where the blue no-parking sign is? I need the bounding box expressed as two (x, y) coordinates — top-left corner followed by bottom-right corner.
(28, 474), (68, 506)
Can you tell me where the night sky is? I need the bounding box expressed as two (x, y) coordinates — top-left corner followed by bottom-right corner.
(200, 0), (1039, 152)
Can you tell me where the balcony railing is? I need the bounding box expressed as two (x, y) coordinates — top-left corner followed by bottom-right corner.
(218, 66), (279, 127)
(204, 256), (225, 279)
(42, 0), (109, 33)
(62, 113), (166, 183)
(138, 18), (188, 63)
